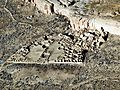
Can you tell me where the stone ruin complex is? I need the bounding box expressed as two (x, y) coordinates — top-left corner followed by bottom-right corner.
(1, 0), (119, 66)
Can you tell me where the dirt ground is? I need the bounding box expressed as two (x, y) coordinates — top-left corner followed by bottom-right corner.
(0, 0), (120, 90)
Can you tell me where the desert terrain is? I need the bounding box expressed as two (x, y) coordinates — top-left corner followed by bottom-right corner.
(0, 0), (120, 90)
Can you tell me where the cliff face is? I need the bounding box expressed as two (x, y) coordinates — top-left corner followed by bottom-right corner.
(28, 0), (120, 35)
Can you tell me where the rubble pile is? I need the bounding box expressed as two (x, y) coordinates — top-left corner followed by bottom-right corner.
(55, 28), (108, 62)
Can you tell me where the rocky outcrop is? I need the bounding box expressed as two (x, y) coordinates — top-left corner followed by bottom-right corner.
(34, 0), (54, 15)
(28, 0), (120, 35)
(89, 18), (120, 35)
